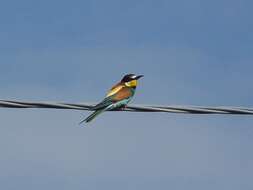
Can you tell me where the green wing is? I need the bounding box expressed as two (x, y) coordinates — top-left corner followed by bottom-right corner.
(92, 87), (134, 110)
(92, 96), (114, 110)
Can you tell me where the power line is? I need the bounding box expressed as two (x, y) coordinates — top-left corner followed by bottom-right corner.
(0, 99), (253, 115)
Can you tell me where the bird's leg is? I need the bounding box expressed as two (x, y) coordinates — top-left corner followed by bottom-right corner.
(119, 105), (127, 111)
(113, 105), (127, 111)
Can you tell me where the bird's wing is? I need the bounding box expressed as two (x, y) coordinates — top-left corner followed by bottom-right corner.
(106, 83), (124, 97)
(92, 87), (133, 110)
(91, 83), (123, 110)
(92, 97), (114, 110)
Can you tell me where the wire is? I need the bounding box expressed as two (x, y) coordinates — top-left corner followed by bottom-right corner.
(0, 99), (253, 115)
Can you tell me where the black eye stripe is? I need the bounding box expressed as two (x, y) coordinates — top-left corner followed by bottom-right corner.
(121, 74), (136, 82)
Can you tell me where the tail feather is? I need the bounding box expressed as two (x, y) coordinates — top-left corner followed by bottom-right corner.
(79, 109), (105, 124)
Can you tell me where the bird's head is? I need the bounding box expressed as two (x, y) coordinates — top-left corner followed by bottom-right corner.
(121, 74), (144, 88)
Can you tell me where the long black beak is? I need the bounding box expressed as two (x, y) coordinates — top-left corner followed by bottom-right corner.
(136, 75), (144, 80)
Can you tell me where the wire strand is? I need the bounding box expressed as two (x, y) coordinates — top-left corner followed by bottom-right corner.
(0, 99), (252, 115)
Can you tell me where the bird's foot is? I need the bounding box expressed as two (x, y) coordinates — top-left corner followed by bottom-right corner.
(119, 105), (127, 111)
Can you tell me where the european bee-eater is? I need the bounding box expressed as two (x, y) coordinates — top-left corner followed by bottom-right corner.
(80, 74), (144, 124)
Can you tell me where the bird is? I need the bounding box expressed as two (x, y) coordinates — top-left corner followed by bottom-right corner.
(80, 74), (144, 124)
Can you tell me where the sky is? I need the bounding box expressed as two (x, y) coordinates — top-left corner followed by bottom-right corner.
(0, 0), (253, 189)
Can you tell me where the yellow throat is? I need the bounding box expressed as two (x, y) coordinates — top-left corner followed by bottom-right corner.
(125, 80), (137, 87)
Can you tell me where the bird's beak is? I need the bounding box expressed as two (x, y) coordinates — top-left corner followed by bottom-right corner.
(135, 75), (144, 80)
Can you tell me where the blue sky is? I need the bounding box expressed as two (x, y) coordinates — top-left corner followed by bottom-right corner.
(0, 0), (253, 189)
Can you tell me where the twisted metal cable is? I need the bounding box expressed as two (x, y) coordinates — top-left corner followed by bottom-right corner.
(0, 99), (253, 115)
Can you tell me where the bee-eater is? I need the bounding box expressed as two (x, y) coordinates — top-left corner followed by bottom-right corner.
(80, 74), (144, 124)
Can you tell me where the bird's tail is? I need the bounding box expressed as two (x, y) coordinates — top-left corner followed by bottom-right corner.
(79, 109), (105, 124)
